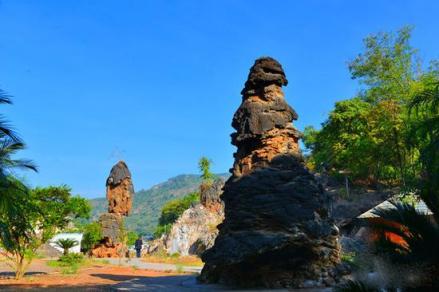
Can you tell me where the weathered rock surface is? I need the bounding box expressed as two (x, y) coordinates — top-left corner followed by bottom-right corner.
(91, 242), (124, 258)
(165, 179), (225, 256)
(91, 161), (134, 257)
(200, 178), (225, 212)
(106, 161), (134, 216)
(91, 213), (125, 258)
(199, 57), (340, 288)
(99, 213), (124, 245)
(166, 204), (223, 256)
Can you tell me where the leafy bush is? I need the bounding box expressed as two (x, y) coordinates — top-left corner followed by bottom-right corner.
(58, 253), (84, 265)
(81, 221), (102, 252)
(127, 231), (139, 246)
(48, 253), (84, 274)
(154, 192), (199, 238)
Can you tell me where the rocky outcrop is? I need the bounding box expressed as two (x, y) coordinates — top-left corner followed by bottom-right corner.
(98, 213), (124, 245)
(91, 242), (125, 258)
(165, 179), (225, 256)
(199, 57), (340, 288)
(166, 203), (223, 256)
(200, 178), (225, 212)
(106, 161), (134, 216)
(92, 161), (134, 257)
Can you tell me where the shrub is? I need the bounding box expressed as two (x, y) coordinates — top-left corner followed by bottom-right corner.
(81, 221), (102, 252)
(47, 253), (85, 274)
(154, 192), (199, 238)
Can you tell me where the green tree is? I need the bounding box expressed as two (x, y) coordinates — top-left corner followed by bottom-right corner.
(366, 81), (439, 287)
(198, 157), (213, 183)
(81, 221), (102, 253)
(154, 192), (199, 238)
(0, 90), (37, 213)
(55, 238), (79, 256)
(32, 186), (91, 242)
(127, 231), (139, 246)
(0, 90), (36, 176)
(303, 27), (437, 185)
(0, 184), (90, 279)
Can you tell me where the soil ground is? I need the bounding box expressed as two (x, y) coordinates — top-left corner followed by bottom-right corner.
(0, 258), (183, 291)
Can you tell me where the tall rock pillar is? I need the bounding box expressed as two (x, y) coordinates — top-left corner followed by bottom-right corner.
(91, 161), (134, 257)
(199, 57), (340, 288)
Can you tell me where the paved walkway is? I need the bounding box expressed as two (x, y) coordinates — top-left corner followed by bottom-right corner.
(105, 258), (202, 273)
(107, 259), (332, 291)
(112, 275), (332, 292)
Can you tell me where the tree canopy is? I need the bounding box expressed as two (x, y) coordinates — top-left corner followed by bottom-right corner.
(303, 27), (439, 186)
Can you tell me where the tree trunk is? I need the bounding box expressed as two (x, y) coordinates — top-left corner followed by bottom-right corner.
(15, 254), (26, 280)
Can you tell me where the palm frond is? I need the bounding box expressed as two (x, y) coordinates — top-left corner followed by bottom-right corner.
(0, 117), (21, 142)
(0, 139), (38, 175)
(0, 89), (12, 104)
(370, 202), (439, 264)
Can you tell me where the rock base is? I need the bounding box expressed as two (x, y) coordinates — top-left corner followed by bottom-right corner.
(199, 155), (340, 288)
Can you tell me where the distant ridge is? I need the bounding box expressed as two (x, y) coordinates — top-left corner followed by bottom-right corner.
(89, 173), (229, 234)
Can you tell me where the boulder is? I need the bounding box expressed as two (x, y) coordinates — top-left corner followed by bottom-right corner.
(199, 57), (340, 288)
(99, 213), (124, 245)
(166, 204), (223, 256)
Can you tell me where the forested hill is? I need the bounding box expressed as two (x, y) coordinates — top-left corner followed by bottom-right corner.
(89, 173), (229, 235)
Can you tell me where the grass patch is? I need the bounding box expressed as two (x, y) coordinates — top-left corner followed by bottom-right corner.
(47, 253), (86, 274)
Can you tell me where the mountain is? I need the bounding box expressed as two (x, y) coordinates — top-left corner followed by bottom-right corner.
(89, 173), (229, 235)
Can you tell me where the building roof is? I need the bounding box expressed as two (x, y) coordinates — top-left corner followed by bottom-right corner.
(357, 197), (433, 219)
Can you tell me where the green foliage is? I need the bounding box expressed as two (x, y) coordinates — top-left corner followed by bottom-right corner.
(31, 186), (91, 242)
(153, 224), (172, 238)
(198, 157), (214, 182)
(127, 231), (139, 246)
(366, 77), (439, 285)
(0, 182), (90, 279)
(0, 90), (37, 179)
(409, 80), (439, 215)
(303, 27), (438, 185)
(48, 253), (84, 274)
(54, 238), (78, 256)
(154, 192), (199, 238)
(0, 178), (39, 279)
(81, 221), (102, 252)
(369, 202), (439, 266)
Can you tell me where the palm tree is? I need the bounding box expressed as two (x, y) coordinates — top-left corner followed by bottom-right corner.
(0, 89), (37, 212)
(409, 81), (439, 214)
(0, 89), (37, 177)
(367, 81), (439, 286)
(55, 238), (79, 256)
(370, 202), (439, 265)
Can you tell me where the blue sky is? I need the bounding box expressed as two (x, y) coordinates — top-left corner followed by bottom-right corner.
(0, 1), (438, 198)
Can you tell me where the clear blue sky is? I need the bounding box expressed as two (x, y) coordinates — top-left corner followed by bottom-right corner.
(0, 1), (438, 198)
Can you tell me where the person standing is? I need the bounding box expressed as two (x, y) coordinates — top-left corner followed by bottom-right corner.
(134, 236), (143, 258)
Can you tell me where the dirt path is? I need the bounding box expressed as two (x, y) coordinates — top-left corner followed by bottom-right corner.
(0, 259), (182, 291)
